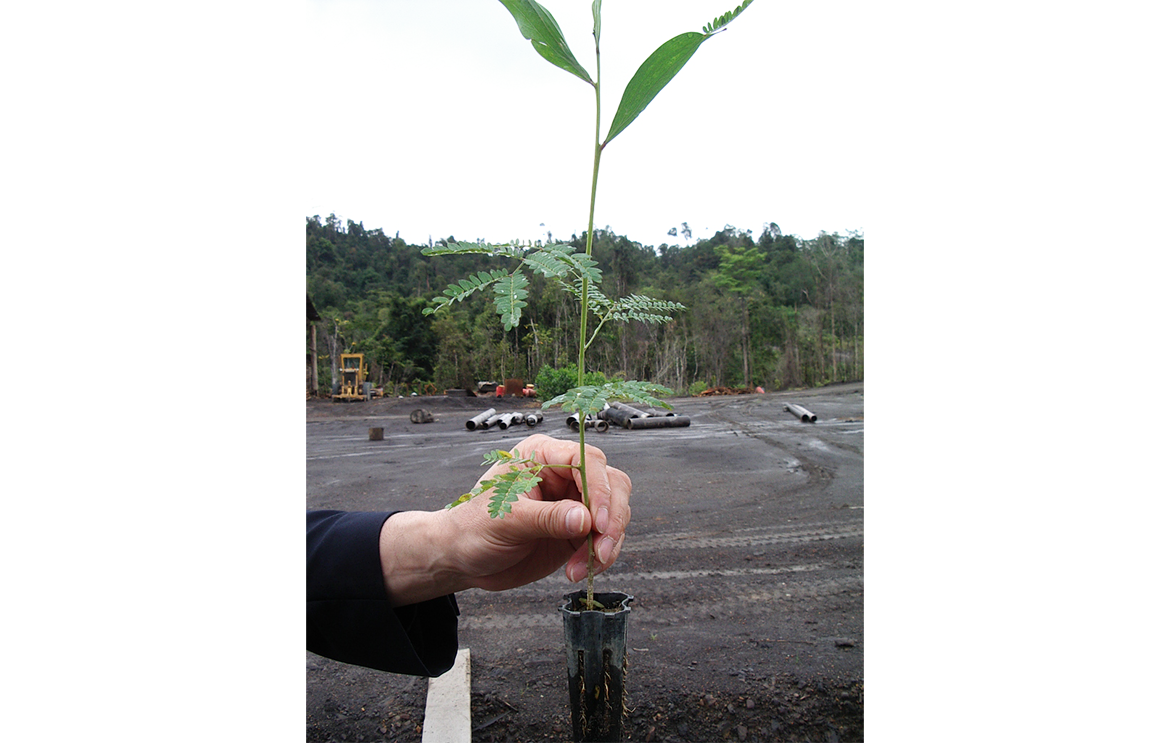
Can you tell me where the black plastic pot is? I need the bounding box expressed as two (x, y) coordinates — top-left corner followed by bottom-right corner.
(560, 591), (632, 742)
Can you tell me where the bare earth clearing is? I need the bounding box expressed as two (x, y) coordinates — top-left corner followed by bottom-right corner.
(307, 382), (864, 742)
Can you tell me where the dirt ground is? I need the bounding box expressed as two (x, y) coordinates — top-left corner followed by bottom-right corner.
(307, 382), (864, 742)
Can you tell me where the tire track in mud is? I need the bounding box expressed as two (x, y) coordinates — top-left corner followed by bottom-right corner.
(459, 519), (863, 631)
(460, 572), (862, 631)
(626, 520), (863, 551)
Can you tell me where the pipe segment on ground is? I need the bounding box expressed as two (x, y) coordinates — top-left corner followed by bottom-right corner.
(569, 415), (608, 433)
(607, 401), (650, 418)
(600, 408), (638, 428)
(466, 407), (497, 431)
(783, 403), (817, 423)
(483, 412), (507, 429)
(625, 415), (691, 429)
(525, 411), (544, 426)
(496, 412), (525, 430)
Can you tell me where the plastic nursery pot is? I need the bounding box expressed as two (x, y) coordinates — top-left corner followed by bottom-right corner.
(560, 591), (632, 742)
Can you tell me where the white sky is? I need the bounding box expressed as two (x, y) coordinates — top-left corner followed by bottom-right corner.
(303, 0), (866, 246)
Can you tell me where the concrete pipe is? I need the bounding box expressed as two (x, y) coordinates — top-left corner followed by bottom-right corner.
(783, 403), (817, 423)
(626, 415), (691, 429)
(466, 407), (497, 431)
(525, 411), (544, 426)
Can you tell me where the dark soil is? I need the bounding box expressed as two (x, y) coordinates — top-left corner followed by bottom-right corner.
(307, 383), (864, 742)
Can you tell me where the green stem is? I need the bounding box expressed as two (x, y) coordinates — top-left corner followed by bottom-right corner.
(576, 30), (606, 612)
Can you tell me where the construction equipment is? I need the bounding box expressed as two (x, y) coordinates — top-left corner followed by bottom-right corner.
(332, 353), (372, 402)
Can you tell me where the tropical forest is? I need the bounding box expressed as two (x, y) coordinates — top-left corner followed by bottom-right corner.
(307, 214), (862, 398)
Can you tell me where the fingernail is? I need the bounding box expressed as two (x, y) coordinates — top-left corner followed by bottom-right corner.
(597, 535), (617, 565)
(565, 506), (586, 535)
(567, 562), (585, 582)
(595, 506), (610, 535)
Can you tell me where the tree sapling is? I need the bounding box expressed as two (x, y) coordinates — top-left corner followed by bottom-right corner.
(422, 0), (754, 611)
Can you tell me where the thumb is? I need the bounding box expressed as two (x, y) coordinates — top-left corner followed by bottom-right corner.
(504, 498), (592, 542)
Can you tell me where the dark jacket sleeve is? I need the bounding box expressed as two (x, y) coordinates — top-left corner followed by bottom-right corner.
(307, 510), (459, 676)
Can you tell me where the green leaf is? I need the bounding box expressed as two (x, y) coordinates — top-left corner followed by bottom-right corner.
(485, 469), (543, 518)
(605, 32), (705, 145)
(421, 241), (527, 259)
(608, 294), (686, 324)
(423, 268), (510, 315)
(604, 0), (755, 145)
(483, 448), (518, 465)
(703, 0), (754, 35)
(543, 380), (675, 415)
(543, 384), (609, 416)
(602, 379), (675, 410)
(562, 252), (602, 283)
(444, 491), (476, 510)
(521, 250), (573, 278)
(493, 272), (530, 331)
(592, 0), (602, 43)
(498, 0), (593, 85)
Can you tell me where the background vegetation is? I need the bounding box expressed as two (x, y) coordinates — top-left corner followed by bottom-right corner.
(307, 214), (862, 396)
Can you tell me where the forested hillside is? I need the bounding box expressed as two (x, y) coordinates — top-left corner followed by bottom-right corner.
(307, 214), (862, 396)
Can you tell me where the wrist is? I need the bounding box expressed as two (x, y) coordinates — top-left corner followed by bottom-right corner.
(378, 510), (468, 606)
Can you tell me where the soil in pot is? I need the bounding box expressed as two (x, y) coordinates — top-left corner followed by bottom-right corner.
(561, 590), (632, 742)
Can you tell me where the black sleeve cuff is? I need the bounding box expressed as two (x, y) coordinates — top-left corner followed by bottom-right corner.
(306, 510), (459, 676)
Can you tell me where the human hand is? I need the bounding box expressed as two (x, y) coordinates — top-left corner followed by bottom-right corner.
(378, 434), (631, 605)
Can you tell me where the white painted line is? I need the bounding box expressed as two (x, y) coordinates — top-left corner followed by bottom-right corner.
(422, 647), (471, 743)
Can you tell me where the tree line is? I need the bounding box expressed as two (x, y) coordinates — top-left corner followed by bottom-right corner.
(307, 214), (862, 396)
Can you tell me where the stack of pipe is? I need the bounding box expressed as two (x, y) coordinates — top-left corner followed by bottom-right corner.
(496, 412), (526, 430)
(595, 402), (689, 430)
(567, 413), (609, 433)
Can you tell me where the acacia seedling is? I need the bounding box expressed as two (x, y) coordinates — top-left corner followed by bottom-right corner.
(424, 0), (755, 609)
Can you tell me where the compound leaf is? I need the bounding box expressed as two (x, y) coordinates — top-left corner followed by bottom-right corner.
(522, 250), (573, 278)
(602, 379), (675, 410)
(608, 294), (686, 324)
(485, 468), (543, 518)
(421, 241), (527, 259)
(493, 272), (530, 331)
(543, 384), (609, 416)
(703, 0), (754, 35)
(543, 379), (675, 415)
(423, 268), (511, 315)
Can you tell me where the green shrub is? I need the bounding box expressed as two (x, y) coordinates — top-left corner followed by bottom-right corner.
(534, 364), (608, 400)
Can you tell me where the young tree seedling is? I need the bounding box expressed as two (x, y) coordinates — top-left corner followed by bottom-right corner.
(423, 0), (755, 609)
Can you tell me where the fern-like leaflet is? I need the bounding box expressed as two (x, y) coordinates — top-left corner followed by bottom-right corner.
(493, 273), (530, 331)
(702, 0), (754, 36)
(543, 380), (675, 417)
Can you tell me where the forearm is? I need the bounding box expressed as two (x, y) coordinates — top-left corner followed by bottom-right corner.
(378, 510), (470, 607)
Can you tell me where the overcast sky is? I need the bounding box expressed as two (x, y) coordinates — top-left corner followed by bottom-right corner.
(303, 0), (867, 246)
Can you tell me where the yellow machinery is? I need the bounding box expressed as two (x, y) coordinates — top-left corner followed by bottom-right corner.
(332, 353), (372, 402)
